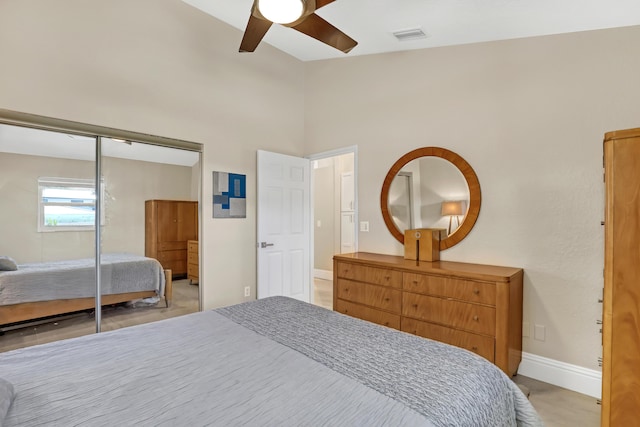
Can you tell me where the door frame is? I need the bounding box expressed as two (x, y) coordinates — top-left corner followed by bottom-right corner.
(307, 145), (358, 304)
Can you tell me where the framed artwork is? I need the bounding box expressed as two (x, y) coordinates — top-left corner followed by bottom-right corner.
(213, 171), (246, 218)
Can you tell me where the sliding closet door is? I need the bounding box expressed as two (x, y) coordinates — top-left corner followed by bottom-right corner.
(99, 139), (200, 330)
(0, 123), (97, 351)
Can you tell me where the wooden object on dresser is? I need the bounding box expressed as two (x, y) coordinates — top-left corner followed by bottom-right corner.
(145, 200), (198, 279)
(187, 240), (199, 285)
(601, 128), (640, 427)
(333, 252), (523, 376)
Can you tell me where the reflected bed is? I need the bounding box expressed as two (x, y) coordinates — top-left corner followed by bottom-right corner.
(0, 253), (171, 327)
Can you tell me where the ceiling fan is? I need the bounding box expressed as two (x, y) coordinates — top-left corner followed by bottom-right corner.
(239, 0), (357, 54)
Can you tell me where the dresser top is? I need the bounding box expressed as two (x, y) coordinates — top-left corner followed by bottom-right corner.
(334, 252), (522, 282)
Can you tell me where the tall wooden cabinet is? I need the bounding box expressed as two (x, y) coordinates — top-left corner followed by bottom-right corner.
(602, 128), (640, 426)
(333, 252), (523, 376)
(145, 200), (198, 278)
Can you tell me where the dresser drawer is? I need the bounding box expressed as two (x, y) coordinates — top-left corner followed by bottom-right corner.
(403, 273), (496, 306)
(187, 263), (199, 279)
(401, 317), (495, 362)
(157, 250), (186, 263)
(187, 240), (198, 254)
(187, 252), (199, 265)
(335, 299), (400, 329)
(402, 292), (496, 336)
(162, 260), (187, 276)
(158, 241), (187, 251)
(335, 262), (402, 288)
(336, 279), (401, 312)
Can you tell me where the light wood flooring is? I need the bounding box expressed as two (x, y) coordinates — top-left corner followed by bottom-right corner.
(0, 278), (199, 353)
(312, 277), (601, 427)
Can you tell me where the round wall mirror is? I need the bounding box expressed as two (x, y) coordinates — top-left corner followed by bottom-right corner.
(380, 147), (481, 250)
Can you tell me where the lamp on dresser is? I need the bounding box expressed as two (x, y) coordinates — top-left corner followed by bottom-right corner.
(441, 200), (465, 235)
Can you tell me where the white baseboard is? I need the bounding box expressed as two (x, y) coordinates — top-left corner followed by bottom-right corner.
(518, 352), (601, 399)
(313, 269), (333, 281)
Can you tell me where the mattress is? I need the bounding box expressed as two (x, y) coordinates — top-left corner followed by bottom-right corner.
(0, 296), (543, 426)
(0, 253), (164, 306)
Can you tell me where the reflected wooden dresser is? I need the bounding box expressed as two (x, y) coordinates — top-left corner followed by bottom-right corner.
(333, 252), (523, 376)
(145, 200), (198, 279)
(601, 128), (640, 426)
(187, 240), (199, 284)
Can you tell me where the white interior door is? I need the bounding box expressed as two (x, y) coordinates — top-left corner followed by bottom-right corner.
(257, 150), (310, 302)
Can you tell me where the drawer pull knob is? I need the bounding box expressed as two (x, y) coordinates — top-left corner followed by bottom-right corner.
(471, 346), (478, 351)
(473, 315), (479, 321)
(384, 322), (389, 326)
(412, 280), (418, 284)
(344, 288), (349, 292)
(413, 304), (418, 308)
(384, 298), (390, 302)
(385, 276), (391, 281)
(473, 289), (480, 295)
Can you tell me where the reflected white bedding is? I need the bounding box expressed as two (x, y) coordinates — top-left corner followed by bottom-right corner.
(0, 253), (164, 306)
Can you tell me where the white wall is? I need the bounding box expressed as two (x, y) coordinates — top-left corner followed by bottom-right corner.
(0, 152), (193, 262)
(3, 0), (640, 376)
(304, 25), (640, 371)
(0, 0), (306, 309)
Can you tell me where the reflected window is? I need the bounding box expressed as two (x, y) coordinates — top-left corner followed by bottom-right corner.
(38, 177), (104, 231)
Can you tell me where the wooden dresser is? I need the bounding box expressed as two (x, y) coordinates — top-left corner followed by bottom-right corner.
(145, 200), (198, 279)
(187, 240), (199, 284)
(333, 252), (523, 376)
(601, 128), (640, 426)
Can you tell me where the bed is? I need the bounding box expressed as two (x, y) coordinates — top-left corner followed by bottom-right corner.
(0, 253), (172, 327)
(0, 296), (543, 426)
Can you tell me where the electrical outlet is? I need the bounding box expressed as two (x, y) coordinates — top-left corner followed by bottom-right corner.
(360, 221), (369, 232)
(244, 286), (250, 297)
(534, 324), (546, 342)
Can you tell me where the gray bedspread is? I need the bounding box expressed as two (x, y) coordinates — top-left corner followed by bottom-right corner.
(0, 297), (543, 426)
(0, 253), (164, 306)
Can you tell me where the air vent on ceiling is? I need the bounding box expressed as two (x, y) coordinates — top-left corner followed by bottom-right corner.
(392, 28), (428, 41)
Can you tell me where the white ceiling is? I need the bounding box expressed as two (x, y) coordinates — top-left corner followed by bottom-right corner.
(183, 0), (640, 61)
(0, 124), (200, 167)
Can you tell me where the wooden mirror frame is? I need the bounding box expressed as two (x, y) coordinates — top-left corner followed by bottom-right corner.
(380, 147), (481, 250)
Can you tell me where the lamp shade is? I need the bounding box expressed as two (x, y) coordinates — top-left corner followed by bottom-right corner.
(441, 200), (465, 216)
(258, 0), (304, 24)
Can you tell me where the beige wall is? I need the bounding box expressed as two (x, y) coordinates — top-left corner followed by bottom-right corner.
(0, 152), (193, 262)
(313, 160), (335, 271)
(2, 0), (639, 373)
(313, 153), (355, 272)
(0, 0), (306, 309)
(304, 25), (640, 370)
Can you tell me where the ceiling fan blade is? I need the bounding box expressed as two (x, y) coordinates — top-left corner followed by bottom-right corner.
(291, 13), (357, 53)
(315, 0), (336, 9)
(239, 14), (273, 52)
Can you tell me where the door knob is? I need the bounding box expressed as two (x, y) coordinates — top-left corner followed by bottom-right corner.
(260, 242), (274, 248)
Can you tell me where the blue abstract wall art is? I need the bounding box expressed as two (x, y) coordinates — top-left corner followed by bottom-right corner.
(213, 171), (246, 218)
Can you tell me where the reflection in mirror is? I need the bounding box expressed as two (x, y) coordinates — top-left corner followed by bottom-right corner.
(381, 147), (481, 250)
(388, 157), (469, 236)
(0, 121), (201, 352)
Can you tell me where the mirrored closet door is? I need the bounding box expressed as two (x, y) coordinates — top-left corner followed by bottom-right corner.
(0, 124), (97, 350)
(0, 122), (201, 352)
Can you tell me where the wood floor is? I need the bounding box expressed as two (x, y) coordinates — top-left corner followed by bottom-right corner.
(313, 277), (601, 427)
(0, 278), (199, 353)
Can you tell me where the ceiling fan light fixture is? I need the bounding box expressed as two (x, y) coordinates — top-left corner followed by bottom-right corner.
(258, 0), (304, 24)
